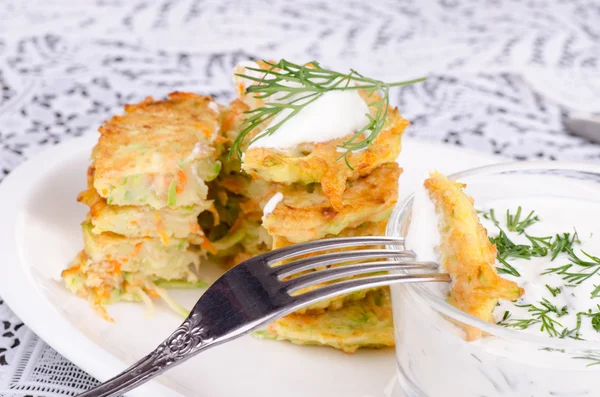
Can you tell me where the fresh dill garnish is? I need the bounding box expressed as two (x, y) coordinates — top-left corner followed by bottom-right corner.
(490, 229), (546, 277)
(549, 231), (579, 260)
(482, 209), (588, 282)
(480, 208), (500, 227)
(591, 285), (600, 299)
(499, 310), (511, 323)
(499, 299), (567, 337)
(575, 351), (600, 367)
(506, 206), (540, 234)
(496, 256), (521, 277)
(592, 312), (600, 332)
(541, 240), (600, 285)
(524, 234), (551, 256)
(229, 59), (426, 167)
(574, 306), (600, 334)
(545, 284), (561, 297)
(481, 207), (547, 276)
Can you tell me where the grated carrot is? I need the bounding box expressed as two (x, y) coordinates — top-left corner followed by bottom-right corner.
(131, 243), (143, 257)
(176, 170), (187, 193)
(200, 237), (218, 255)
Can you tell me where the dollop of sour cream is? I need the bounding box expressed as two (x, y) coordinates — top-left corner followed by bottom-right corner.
(404, 177), (441, 264)
(249, 90), (370, 150)
(262, 192), (283, 222)
(232, 61), (371, 150)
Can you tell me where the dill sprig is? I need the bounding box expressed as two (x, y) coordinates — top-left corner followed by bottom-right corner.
(541, 237), (600, 285)
(545, 284), (561, 297)
(480, 208), (588, 280)
(499, 302), (600, 340)
(506, 206), (540, 234)
(489, 228), (546, 276)
(498, 298), (567, 337)
(575, 351), (600, 367)
(230, 59), (425, 167)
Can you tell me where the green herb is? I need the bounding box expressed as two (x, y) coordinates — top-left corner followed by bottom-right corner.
(525, 234), (551, 256)
(545, 284), (561, 297)
(490, 229), (550, 277)
(499, 299), (567, 337)
(497, 316), (540, 330)
(251, 330), (278, 340)
(154, 280), (208, 289)
(230, 59), (425, 167)
(480, 208), (500, 227)
(592, 313), (600, 332)
(591, 285), (600, 299)
(506, 206), (539, 234)
(550, 232), (579, 260)
(167, 179), (177, 206)
(497, 310), (511, 324)
(541, 242), (600, 285)
(575, 351), (600, 367)
(496, 256), (521, 277)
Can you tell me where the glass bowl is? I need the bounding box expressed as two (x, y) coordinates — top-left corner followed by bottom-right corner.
(386, 161), (600, 397)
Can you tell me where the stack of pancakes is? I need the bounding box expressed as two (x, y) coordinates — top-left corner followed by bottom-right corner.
(63, 66), (411, 353)
(219, 64), (409, 353)
(62, 93), (223, 320)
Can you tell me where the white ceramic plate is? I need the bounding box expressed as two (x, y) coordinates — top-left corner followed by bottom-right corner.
(0, 134), (499, 397)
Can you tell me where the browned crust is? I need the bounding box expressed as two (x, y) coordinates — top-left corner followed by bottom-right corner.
(425, 171), (524, 340)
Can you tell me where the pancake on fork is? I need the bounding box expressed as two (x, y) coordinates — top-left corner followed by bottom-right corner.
(424, 172), (524, 340)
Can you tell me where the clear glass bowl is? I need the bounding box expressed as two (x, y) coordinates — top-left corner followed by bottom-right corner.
(386, 161), (600, 397)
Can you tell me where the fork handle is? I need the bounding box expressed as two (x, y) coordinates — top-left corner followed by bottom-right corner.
(78, 313), (213, 397)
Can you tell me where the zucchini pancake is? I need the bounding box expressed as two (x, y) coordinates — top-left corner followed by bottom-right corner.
(63, 60), (413, 353)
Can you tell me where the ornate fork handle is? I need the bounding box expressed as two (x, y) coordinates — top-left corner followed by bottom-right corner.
(78, 312), (213, 397)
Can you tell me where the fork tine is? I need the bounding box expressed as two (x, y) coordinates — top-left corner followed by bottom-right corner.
(288, 272), (451, 313)
(274, 249), (415, 279)
(284, 261), (439, 294)
(265, 236), (405, 264)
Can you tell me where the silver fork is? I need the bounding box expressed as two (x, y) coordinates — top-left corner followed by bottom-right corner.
(77, 236), (449, 397)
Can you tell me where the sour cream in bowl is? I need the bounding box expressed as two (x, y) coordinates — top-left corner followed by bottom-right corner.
(387, 162), (600, 397)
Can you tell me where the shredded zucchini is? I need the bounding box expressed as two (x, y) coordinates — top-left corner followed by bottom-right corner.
(251, 330), (278, 340)
(167, 178), (177, 206)
(155, 279), (208, 289)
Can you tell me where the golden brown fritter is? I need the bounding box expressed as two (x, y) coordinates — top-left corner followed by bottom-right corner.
(271, 220), (387, 249)
(425, 171), (524, 340)
(81, 220), (201, 282)
(267, 288), (394, 354)
(80, 168), (212, 243)
(241, 93), (407, 211)
(273, 221), (387, 314)
(231, 62), (409, 210)
(92, 92), (223, 209)
(262, 163), (401, 243)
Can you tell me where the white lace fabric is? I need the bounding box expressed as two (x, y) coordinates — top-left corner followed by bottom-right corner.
(0, 0), (599, 395)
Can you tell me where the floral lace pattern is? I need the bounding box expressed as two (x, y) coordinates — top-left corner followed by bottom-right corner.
(1, 0), (600, 395)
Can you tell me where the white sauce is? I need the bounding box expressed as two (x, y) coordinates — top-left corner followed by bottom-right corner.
(482, 197), (600, 341)
(233, 62), (371, 150)
(404, 178), (441, 264)
(262, 192), (283, 222)
(248, 90), (370, 149)
(393, 194), (600, 397)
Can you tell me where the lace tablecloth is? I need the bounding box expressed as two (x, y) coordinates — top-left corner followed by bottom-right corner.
(1, 0), (600, 395)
